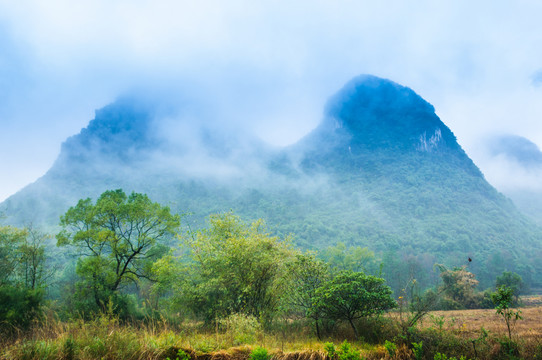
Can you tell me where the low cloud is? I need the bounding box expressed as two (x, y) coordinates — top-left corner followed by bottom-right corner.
(2, 1), (542, 200)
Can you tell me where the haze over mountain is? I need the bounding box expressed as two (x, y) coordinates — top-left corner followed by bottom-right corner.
(480, 134), (542, 224)
(2, 75), (541, 288)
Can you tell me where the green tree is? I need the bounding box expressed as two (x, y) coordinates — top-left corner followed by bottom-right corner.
(18, 226), (50, 290)
(57, 189), (180, 312)
(491, 285), (522, 341)
(320, 242), (376, 274)
(0, 226), (27, 286)
(285, 251), (329, 339)
(496, 271), (523, 305)
(183, 212), (292, 323)
(0, 225), (46, 329)
(315, 270), (396, 338)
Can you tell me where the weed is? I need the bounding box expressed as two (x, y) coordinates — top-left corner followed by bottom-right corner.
(220, 313), (263, 346)
(324, 342), (336, 358)
(249, 347), (271, 360)
(167, 349), (192, 360)
(384, 340), (397, 358)
(433, 353), (472, 360)
(411, 341), (423, 360)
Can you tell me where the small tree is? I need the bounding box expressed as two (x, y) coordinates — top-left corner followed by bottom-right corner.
(491, 285), (522, 341)
(285, 251), (329, 339)
(184, 212), (293, 323)
(0, 225), (46, 329)
(0, 226), (27, 286)
(18, 225), (50, 290)
(57, 189), (180, 312)
(316, 270), (396, 338)
(496, 271), (523, 305)
(436, 264), (481, 309)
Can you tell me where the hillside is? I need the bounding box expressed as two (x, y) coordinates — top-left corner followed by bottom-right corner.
(2, 75), (541, 288)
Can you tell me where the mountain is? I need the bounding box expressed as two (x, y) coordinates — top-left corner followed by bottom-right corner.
(483, 134), (542, 223)
(2, 75), (541, 289)
(489, 135), (542, 167)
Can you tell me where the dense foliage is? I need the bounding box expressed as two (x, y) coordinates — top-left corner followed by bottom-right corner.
(315, 271), (396, 338)
(0, 225), (46, 330)
(56, 189), (180, 315)
(181, 213), (292, 323)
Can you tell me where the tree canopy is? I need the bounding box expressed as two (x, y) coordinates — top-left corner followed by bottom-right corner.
(57, 189), (180, 311)
(183, 212), (293, 322)
(315, 270), (396, 338)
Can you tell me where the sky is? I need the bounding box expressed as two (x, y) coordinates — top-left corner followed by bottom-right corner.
(1, 0), (542, 202)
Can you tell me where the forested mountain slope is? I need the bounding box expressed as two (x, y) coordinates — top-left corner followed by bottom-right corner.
(2, 75), (541, 287)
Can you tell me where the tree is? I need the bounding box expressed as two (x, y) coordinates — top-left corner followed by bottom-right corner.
(18, 225), (50, 290)
(0, 225), (46, 330)
(436, 264), (484, 309)
(496, 271), (523, 305)
(315, 270), (396, 338)
(491, 285), (522, 341)
(0, 226), (27, 287)
(57, 189), (180, 312)
(285, 251), (329, 339)
(183, 212), (292, 323)
(320, 242), (377, 274)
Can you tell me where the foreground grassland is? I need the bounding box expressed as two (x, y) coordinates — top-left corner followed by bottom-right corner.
(3, 298), (542, 360)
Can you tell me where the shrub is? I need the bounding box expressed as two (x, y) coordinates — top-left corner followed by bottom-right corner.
(219, 313), (263, 346)
(324, 342), (336, 358)
(337, 340), (362, 360)
(324, 341), (363, 360)
(384, 340), (397, 358)
(0, 286), (44, 331)
(249, 347), (271, 360)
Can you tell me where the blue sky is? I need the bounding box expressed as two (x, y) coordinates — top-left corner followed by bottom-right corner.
(1, 0), (542, 201)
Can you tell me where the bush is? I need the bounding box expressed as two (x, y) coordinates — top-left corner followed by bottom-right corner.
(249, 347), (271, 360)
(324, 341), (363, 360)
(0, 285), (44, 331)
(219, 313), (262, 346)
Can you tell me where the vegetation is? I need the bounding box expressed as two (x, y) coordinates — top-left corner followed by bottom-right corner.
(315, 271), (395, 338)
(0, 225), (46, 331)
(181, 212), (292, 323)
(496, 271), (524, 305)
(57, 189), (180, 315)
(3, 189), (542, 359)
(285, 251), (329, 339)
(3, 76), (542, 295)
(492, 285), (523, 341)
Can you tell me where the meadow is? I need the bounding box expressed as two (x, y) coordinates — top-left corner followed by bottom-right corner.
(3, 297), (542, 360)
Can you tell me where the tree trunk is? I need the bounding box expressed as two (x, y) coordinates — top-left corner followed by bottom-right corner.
(348, 318), (359, 339)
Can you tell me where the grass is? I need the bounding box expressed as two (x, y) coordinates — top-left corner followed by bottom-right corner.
(417, 302), (542, 340)
(4, 298), (542, 360)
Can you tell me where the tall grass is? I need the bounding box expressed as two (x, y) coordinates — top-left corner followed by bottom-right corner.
(4, 309), (542, 359)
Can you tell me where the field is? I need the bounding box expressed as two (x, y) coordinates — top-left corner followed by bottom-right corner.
(419, 304), (542, 340)
(3, 297), (542, 359)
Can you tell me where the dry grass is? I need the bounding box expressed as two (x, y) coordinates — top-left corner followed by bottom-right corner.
(5, 298), (542, 359)
(416, 300), (542, 341)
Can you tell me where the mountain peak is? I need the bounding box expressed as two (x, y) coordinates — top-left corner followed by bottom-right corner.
(61, 97), (157, 161)
(320, 75), (457, 153)
(325, 75), (435, 119)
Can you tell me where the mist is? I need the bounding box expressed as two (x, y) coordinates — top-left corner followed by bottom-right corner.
(2, 1), (542, 201)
